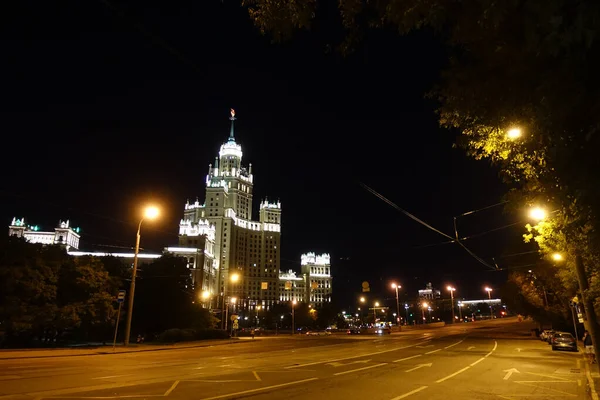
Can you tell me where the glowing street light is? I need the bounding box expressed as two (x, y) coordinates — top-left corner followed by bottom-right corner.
(230, 273), (240, 283)
(507, 127), (522, 139)
(421, 302), (428, 324)
(292, 300), (297, 335)
(529, 207), (547, 221)
(552, 253), (564, 262)
(224, 273), (241, 331)
(391, 283), (401, 325)
(124, 205), (160, 346)
(447, 286), (456, 323)
(485, 287), (493, 320)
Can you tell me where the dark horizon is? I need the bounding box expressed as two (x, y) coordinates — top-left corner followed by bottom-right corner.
(1, 1), (536, 308)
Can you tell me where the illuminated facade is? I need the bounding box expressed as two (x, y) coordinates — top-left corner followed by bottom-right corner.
(301, 252), (332, 307)
(279, 270), (307, 303)
(180, 110), (281, 310)
(418, 282), (441, 300)
(8, 217), (81, 250)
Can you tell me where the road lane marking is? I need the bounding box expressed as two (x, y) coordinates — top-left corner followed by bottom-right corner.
(467, 346), (476, 350)
(415, 345), (433, 348)
(284, 341), (429, 369)
(92, 374), (133, 380)
(435, 340), (497, 383)
(393, 354), (422, 363)
(164, 381), (179, 396)
(470, 358), (485, 367)
(425, 349), (441, 355)
(404, 363), (432, 373)
(502, 368), (520, 379)
(444, 339), (465, 349)
(199, 377), (319, 400)
(436, 366), (470, 383)
(390, 386), (428, 399)
(0, 375), (21, 380)
(252, 371), (261, 381)
(333, 363), (387, 376)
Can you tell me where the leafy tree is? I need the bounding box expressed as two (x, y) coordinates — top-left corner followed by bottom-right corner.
(131, 254), (199, 335)
(240, 0), (600, 353)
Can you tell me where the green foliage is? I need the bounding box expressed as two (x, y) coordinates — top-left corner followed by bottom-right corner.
(240, 0), (600, 324)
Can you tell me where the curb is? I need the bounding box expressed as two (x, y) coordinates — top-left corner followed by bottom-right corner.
(0, 339), (243, 360)
(583, 354), (599, 400)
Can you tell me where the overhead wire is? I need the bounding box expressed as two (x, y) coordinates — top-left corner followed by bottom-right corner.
(359, 182), (497, 270)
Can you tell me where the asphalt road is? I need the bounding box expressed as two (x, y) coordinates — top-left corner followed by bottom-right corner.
(0, 318), (586, 400)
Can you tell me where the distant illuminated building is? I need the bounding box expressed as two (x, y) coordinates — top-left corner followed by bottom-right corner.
(301, 252), (332, 307)
(418, 282), (441, 300)
(8, 217), (81, 250)
(278, 252), (333, 308)
(180, 109), (281, 310)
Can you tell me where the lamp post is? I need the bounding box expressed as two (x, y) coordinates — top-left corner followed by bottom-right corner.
(291, 300), (297, 335)
(485, 287), (493, 320)
(422, 302), (428, 324)
(391, 283), (401, 326)
(447, 286), (456, 323)
(201, 290), (211, 309)
(374, 302), (379, 324)
(404, 303), (409, 325)
(224, 273), (240, 330)
(458, 302), (463, 322)
(124, 206), (159, 346)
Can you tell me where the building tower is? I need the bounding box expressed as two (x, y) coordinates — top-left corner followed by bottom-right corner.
(181, 109), (281, 310)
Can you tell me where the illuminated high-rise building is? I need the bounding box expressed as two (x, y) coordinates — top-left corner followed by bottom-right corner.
(180, 109), (281, 310)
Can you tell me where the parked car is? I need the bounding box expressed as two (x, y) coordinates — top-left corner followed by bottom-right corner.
(551, 332), (578, 351)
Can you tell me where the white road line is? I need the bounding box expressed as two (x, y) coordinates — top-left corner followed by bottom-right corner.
(199, 378), (319, 400)
(435, 340), (497, 383)
(164, 381), (179, 396)
(436, 366), (470, 383)
(252, 371), (261, 381)
(390, 386), (428, 399)
(425, 349), (441, 355)
(393, 354), (422, 363)
(333, 363), (387, 376)
(444, 339), (465, 349)
(92, 374), (133, 380)
(469, 358), (485, 367)
(284, 341), (429, 369)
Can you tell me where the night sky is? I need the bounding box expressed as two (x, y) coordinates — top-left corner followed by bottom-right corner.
(2, 1), (535, 309)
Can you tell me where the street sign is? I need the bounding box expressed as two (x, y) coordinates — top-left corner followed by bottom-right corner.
(232, 320), (239, 330)
(362, 281), (370, 292)
(231, 314), (239, 321)
(117, 290), (126, 303)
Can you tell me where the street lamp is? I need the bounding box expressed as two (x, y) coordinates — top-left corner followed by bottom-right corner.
(485, 287), (493, 320)
(552, 252), (564, 262)
(404, 303), (409, 325)
(507, 127), (522, 139)
(447, 286), (456, 323)
(391, 283), (401, 326)
(422, 302), (428, 324)
(374, 302), (379, 324)
(124, 205), (159, 346)
(528, 207), (547, 221)
(292, 300), (297, 335)
(224, 273), (240, 330)
(201, 290), (211, 309)
(458, 302), (463, 322)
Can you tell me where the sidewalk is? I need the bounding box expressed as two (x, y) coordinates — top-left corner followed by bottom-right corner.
(584, 357), (600, 400)
(0, 338), (242, 360)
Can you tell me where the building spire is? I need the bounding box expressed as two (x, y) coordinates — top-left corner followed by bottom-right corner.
(229, 108), (236, 141)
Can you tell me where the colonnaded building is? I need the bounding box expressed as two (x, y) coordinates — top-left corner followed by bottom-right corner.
(7, 110), (332, 312)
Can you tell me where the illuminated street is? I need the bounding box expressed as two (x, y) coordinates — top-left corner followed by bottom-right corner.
(0, 318), (585, 400)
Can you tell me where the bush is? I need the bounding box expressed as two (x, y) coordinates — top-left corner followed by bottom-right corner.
(157, 328), (229, 343)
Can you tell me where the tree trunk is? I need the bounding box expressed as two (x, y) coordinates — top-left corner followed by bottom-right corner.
(575, 254), (600, 358)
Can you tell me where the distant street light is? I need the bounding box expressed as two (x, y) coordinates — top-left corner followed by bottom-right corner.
(224, 273), (241, 331)
(552, 253), (564, 262)
(447, 286), (456, 323)
(485, 287), (493, 320)
(292, 300), (297, 335)
(391, 283), (401, 325)
(422, 302), (428, 324)
(124, 205), (160, 346)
